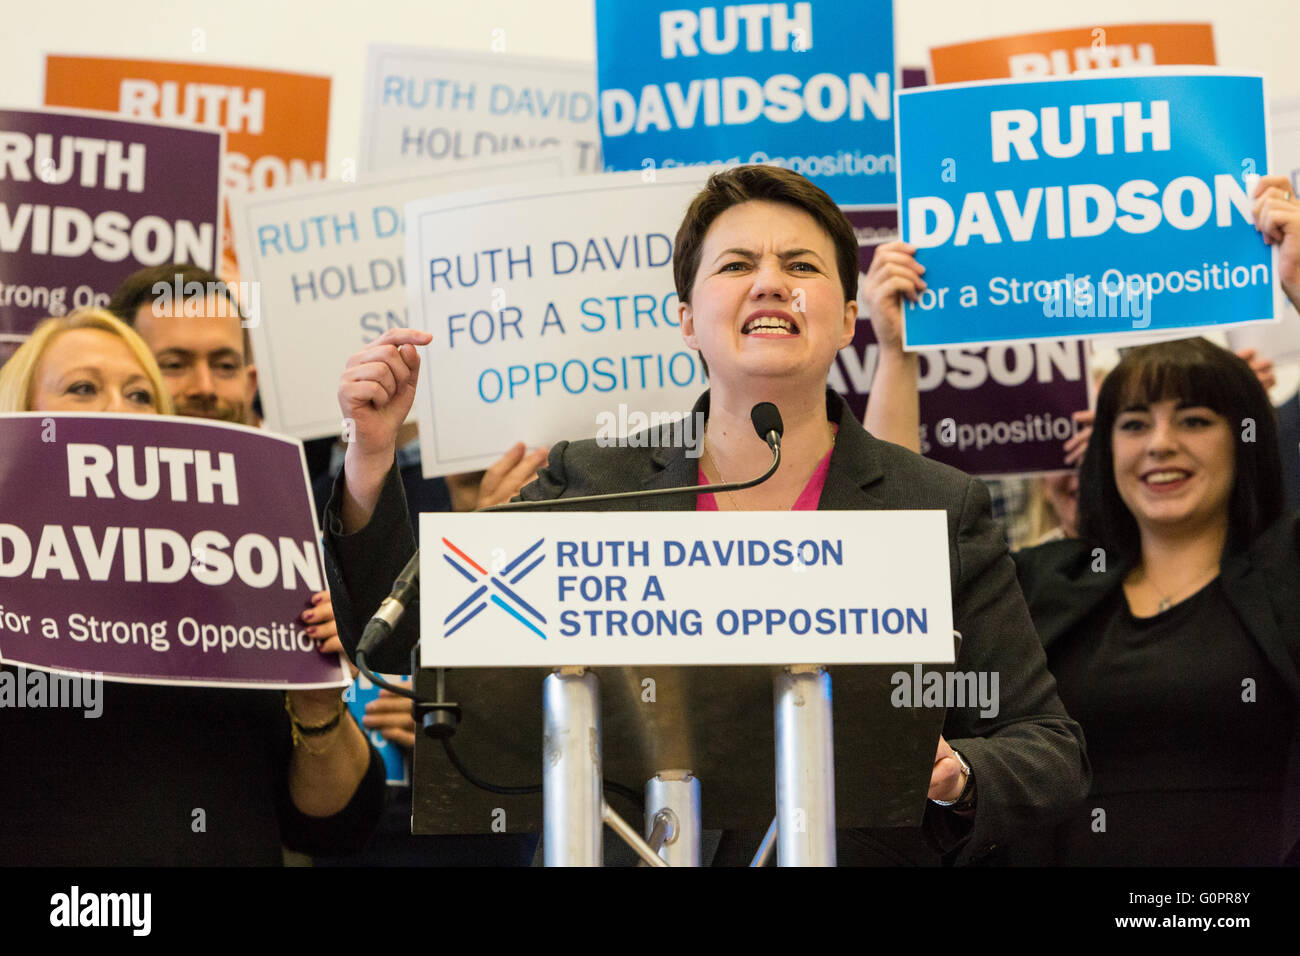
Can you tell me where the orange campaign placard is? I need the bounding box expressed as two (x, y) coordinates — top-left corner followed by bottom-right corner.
(44, 56), (330, 276)
(929, 23), (1216, 84)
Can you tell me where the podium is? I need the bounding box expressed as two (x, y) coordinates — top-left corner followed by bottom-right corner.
(406, 507), (959, 866)
(412, 660), (954, 865)
(413, 658), (967, 868)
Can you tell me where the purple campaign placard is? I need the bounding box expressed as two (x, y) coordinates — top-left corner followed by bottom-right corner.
(0, 108), (222, 339)
(837, 209), (1091, 476)
(901, 66), (928, 89)
(0, 413), (346, 688)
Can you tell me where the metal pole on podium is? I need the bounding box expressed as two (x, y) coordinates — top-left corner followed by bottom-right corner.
(543, 667), (603, 866)
(645, 770), (701, 866)
(773, 665), (836, 866)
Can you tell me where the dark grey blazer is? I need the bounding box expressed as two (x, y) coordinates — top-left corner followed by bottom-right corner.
(324, 388), (1089, 864)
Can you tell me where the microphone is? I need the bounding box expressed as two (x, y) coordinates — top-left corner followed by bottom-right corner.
(750, 401), (783, 452)
(356, 403), (784, 687)
(355, 556), (421, 695)
(478, 401), (783, 511)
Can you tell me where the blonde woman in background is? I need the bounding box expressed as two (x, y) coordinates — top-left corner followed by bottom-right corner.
(0, 308), (173, 414)
(0, 308), (386, 865)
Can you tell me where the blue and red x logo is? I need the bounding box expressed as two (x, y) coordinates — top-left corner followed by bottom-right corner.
(441, 536), (548, 639)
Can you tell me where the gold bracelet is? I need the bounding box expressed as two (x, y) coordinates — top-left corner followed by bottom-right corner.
(284, 694), (347, 754)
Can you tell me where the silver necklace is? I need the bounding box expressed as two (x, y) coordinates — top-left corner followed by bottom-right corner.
(1140, 564), (1218, 613)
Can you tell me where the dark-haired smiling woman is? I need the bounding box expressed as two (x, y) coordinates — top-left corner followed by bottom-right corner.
(1013, 337), (1300, 865)
(324, 164), (1088, 864)
(858, 172), (1300, 865)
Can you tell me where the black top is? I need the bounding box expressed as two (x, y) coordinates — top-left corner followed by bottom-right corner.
(0, 673), (386, 865)
(1047, 580), (1293, 865)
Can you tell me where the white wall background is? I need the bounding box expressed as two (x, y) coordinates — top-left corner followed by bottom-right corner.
(6, 0), (1298, 177)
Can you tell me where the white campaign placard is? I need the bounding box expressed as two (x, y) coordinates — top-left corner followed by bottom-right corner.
(1229, 96), (1300, 366)
(419, 511), (955, 668)
(230, 152), (566, 439)
(361, 45), (601, 176)
(404, 167), (714, 476)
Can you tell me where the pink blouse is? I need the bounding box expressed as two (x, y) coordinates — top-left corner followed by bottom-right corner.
(696, 440), (835, 511)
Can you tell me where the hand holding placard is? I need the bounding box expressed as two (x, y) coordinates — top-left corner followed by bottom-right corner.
(1252, 174), (1300, 310)
(363, 685), (418, 751)
(861, 240), (926, 346)
(1235, 348), (1276, 391)
(473, 442), (551, 509)
(301, 589), (338, 647)
(1062, 409), (1095, 468)
(860, 241), (925, 451)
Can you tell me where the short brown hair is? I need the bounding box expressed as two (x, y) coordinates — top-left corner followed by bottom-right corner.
(673, 165), (859, 305)
(108, 263), (252, 362)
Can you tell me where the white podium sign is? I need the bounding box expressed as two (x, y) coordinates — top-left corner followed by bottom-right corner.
(419, 510), (955, 667)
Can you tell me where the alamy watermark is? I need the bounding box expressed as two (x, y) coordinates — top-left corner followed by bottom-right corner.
(1040, 272), (1151, 328)
(594, 404), (706, 458)
(50, 885), (150, 935)
(890, 664), (999, 719)
(1039, 263), (1272, 330)
(151, 274), (261, 329)
(0, 664), (103, 718)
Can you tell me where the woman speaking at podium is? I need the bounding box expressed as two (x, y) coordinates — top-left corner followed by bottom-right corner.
(323, 165), (1088, 865)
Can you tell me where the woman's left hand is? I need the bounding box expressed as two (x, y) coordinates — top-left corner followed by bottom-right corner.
(1252, 174), (1300, 310)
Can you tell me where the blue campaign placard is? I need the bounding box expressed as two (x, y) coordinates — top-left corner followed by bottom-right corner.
(595, 0), (897, 207)
(344, 674), (410, 785)
(896, 70), (1274, 348)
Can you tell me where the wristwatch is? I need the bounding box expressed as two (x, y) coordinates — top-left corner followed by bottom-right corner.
(931, 748), (975, 809)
